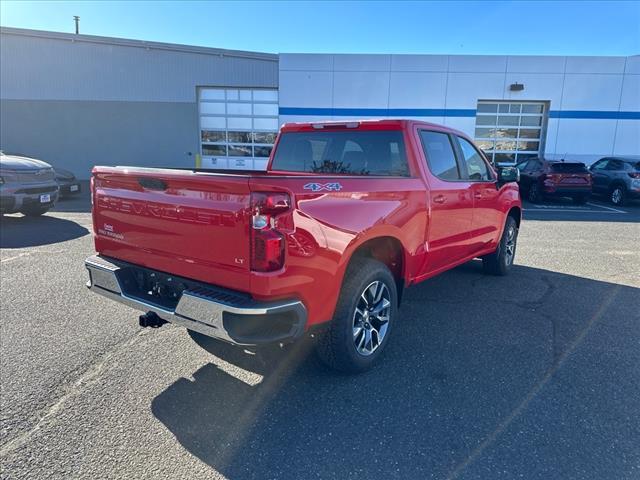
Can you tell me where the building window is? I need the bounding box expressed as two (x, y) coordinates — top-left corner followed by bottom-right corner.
(474, 101), (547, 164)
(198, 87), (279, 170)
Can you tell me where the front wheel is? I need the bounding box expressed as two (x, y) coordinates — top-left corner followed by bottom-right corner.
(482, 216), (518, 276)
(315, 257), (397, 373)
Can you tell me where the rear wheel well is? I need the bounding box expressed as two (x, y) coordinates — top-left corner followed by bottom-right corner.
(348, 237), (405, 306)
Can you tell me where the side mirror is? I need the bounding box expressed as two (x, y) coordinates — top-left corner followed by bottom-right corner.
(497, 166), (520, 184)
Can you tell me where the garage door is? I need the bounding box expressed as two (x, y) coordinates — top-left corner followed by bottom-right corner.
(198, 88), (279, 170)
(473, 101), (548, 164)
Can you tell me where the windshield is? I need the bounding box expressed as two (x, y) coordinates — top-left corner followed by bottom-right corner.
(271, 130), (410, 176)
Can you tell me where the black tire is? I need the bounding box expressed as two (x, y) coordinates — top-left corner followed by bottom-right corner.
(609, 184), (626, 206)
(315, 257), (397, 374)
(20, 206), (50, 217)
(482, 216), (518, 276)
(572, 194), (588, 205)
(528, 183), (541, 203)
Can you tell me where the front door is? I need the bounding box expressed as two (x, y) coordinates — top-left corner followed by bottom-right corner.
(454, 136), (502, 253)
(589, 158), (610, 194)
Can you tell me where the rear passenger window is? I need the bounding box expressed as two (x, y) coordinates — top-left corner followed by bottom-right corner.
(419, 131), (461, 180)
(606, 160), (624, 171)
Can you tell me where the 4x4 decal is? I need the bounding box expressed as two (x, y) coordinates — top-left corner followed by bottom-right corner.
(303, 182), (343, 192)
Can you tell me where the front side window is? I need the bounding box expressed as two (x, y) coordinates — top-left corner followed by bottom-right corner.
(271, 130), (409, 176)
(419, 131), (461, 181)
(590, 159), (608, 171)
(457, 137), (492, 181)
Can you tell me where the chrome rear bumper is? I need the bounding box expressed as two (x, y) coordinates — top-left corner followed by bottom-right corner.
(85, 255), (307, 346)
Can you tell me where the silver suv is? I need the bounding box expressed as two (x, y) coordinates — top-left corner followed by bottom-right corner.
(590, 157), (640, 206)
(0, 152), (60, 216)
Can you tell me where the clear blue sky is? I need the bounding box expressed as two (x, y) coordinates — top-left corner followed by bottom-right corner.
(1, 1), (639, 55)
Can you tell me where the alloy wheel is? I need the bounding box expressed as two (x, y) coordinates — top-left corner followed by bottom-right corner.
(352, 281), (391, 356)
(504, 225), (517, 265)
(611, 187), (623, 205)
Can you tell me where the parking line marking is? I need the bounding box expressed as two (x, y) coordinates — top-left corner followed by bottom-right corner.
(523, 208), (622, 213)
(0, 252), (30, 263)
(586, 202), (626, 213)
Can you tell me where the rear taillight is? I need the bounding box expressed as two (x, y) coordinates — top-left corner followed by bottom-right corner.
(628, 173), (640, 179)
(250, 192), (290, 272)
(544, 173), (562, 183)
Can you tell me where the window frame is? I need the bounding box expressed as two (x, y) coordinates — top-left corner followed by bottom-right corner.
(198, 86), (279, 169)
(453, 135), (496, 182)
(418, 129), (466, 183)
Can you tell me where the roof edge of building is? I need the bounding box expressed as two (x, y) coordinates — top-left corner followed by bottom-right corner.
(0, 26), (278, 62)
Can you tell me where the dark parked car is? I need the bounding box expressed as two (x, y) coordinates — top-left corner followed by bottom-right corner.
(54, 167), (81, 197)
(516, 158), (592, 204)
(0, 152), (59, 216)
(589, 156), (640, 206)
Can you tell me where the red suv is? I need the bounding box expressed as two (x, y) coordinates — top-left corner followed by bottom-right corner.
(516, 158), (592, 204)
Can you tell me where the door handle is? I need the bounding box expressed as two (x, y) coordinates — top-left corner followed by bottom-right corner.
(433, 195), (446, 204)
(474, 192), (482, 199)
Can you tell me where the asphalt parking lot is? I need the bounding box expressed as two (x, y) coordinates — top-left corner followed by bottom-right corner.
(1, 191), (639, 480)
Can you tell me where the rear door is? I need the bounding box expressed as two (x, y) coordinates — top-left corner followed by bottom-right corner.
(418, 130), (474, 272)
(92, 167), (252, 291)
(454, 136), (501, 253)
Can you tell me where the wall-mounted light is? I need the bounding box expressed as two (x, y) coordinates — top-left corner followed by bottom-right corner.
(510, 82), (524, 91)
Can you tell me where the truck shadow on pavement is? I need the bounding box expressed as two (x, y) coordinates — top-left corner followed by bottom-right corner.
(0, 214), (89, 248)
(152, 261), (639, 480)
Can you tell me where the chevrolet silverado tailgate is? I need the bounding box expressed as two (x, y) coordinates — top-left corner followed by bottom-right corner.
(92, 167), (251, 292)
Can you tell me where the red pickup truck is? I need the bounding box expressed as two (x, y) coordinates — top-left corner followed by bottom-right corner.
(86, 120), (521, 372)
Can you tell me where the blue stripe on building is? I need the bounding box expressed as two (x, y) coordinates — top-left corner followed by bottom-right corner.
(279, 107), (640, 120)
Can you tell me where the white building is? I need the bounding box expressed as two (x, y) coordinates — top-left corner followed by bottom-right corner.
(278, 53), (640, 166)
(1, 27), (638, 177)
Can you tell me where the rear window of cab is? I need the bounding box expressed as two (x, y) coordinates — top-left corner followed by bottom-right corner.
(271, 131), (410, 176)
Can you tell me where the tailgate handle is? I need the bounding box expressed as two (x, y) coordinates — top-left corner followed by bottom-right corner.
(138, 177), (167, 191)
